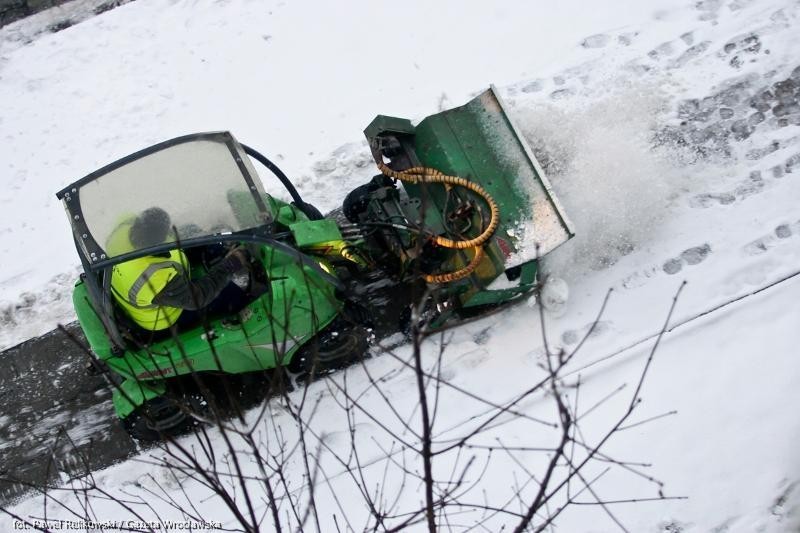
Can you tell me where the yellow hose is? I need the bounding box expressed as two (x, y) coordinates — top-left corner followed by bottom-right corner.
(377, 162), (500, 284)
(425, 245), (485, 284)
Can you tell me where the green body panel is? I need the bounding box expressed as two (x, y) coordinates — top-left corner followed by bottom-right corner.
(114, 379), (166, 418)
(265, 195), (304, 227)
(73, 282), (114, 358)
(68, 92), (575, 424)
(363, 115), (416, 140)
(290, 219), (342, 247)
(460, 261), (538, 308)
(411, 109), (520, 304)
(73, 241), (341, 419)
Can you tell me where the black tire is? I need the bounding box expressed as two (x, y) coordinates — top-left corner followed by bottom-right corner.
(342, 183), (375, 223)
(122, 396), (195, 442)
(342, 175), (394, 223)
(288, 318), (370, 377)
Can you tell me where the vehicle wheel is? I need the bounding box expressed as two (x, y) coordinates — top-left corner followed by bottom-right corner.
(342, 175), (393, 223)
(342, 183), (375, 223)
(122, 396), (195, 442)
(288, 318), (370, 378)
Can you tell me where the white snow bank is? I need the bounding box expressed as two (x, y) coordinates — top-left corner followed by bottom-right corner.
(0, 0), (696, 349)
(4, 0), (800, 530)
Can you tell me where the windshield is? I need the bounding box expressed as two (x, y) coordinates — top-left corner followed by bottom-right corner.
(61, 132), (271, 264)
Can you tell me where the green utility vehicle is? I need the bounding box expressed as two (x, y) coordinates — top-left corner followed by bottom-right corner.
(57, 87), (573, 440)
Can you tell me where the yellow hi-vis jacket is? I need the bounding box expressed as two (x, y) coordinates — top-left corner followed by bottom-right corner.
(110, 249), (189, 331)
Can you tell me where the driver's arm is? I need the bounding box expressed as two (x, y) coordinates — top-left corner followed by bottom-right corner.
(152, 251), (245, 311)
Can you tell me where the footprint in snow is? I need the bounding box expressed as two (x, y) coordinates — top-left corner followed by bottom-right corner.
(648, 41), (675, 61)
(455, 348), (490, 370)
(723, 33), (765, 70)
(617, 32), (638, 46)
(581, 33), (611, 49)
(637, 26), (712, 69)
(657, 66), (800, 166)
(662, 244), (712, 275)
(728, 0), (757, 10)
(695, 0), (723, 22)
(521, 80), (543, 93)
(689, 192), (736, 208)
(662, 258), (684, 275)
(561, 321), (613, 347)
(689, 163), (793, 209)
(312, 158), (337, 176)
(710, 515), (741, 532)
(742, 221), (798, 256)
(322, 424), (374, 446)
(438, 367), (457, 381)
(549, 88), (575, 100)
(746, 139), (783, 160)
(769, 479), (799, 520)
(472, 327), (492, 345)
(776, 224), (793, 238)
(682, 244), (712, 264)
(659, 518), (690, 532)
(671, 41), (712, 69)
(784, 152), (800, 173)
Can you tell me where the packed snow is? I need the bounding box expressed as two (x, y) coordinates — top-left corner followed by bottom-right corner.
(2, 0), (800, 531)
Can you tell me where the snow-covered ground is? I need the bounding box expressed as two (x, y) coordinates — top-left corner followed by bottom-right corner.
(0, 0), (702, 350)
(2, 0), (800, 531)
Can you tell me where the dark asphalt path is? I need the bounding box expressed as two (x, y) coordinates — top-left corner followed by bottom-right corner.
(0, 324), (136, 506)
(0, 268), (415, 507)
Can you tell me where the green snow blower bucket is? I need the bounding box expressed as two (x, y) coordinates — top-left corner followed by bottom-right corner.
(364, 85), (574, 310)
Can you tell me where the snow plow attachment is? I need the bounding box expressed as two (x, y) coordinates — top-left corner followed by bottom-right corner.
(364, 86), (574, 311)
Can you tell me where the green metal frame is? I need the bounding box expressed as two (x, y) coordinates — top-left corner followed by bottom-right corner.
(67, 87), (575, 421)
(364, 86), (574, 311)
(73, 198), (343, 419)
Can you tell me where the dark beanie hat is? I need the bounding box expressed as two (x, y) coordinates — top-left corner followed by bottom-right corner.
(129, 207), (171, 248)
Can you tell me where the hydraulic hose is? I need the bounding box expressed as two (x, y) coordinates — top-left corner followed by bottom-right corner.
(377, 163), (500, 284)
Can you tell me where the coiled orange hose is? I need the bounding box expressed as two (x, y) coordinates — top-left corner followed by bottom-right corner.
(377, 163), (500, 283)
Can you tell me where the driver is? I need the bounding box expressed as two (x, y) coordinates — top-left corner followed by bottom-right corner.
(109, 207), (248, 331)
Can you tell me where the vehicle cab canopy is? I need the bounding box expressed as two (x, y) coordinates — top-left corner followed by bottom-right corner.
(57, 132), (273, 269)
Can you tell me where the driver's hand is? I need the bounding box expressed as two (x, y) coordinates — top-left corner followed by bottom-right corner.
(229, 246), (249, 263)
(223, 246), (250, 272)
